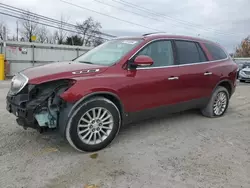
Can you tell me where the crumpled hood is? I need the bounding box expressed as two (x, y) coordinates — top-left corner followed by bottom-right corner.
(21, 61), (108, 84)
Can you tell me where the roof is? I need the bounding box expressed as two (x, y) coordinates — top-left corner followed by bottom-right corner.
(114, 32), (214, 44)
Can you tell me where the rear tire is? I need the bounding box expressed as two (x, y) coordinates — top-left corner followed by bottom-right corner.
(66, 97), (121, 152)
(239, 80), (245, 82)
(201, 86), (229, 118)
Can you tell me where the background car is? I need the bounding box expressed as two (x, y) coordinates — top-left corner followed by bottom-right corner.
(238, 63), (250, 82)
(236, 61), (250, 80)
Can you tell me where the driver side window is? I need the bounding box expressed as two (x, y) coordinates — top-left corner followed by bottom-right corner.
(135, 40), (174, 67)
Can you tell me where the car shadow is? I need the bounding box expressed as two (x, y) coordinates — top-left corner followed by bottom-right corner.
(29, 109), (204, 153)
(115, 109), (202, 141)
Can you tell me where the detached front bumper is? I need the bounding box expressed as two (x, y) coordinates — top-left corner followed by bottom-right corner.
(6, 93), (38, 129)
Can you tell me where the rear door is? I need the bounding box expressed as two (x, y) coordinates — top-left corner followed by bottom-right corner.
(203, 42), (230, 91)
(173, 40), (212, 102)
(124, 39), (182, 112)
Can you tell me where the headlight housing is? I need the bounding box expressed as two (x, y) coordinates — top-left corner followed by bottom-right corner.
(9, 73), (29, 95)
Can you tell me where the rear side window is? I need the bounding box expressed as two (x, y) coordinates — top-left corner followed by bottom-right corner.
(204, 43), (227, 60)
(175, 40), (206, 65)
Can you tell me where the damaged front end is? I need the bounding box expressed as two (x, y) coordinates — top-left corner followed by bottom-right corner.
(6, 73), (75, 133)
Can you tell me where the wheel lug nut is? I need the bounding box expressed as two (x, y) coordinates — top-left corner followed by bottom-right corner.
(99, 123), (102, 126)
(92, 128), (95, 132)
(90, 125), (93, 128)
(97, 128), (100, 131)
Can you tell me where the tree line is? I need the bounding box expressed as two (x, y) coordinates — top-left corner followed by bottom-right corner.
(234, 36), (250, 57)
(0, 10), (105, 47)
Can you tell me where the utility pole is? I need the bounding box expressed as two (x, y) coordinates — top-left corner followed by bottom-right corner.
(3, 26), (6, 56)
(3, 26), (6, 41)
(16, 21), (19, 41)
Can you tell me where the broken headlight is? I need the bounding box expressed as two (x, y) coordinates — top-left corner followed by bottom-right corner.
(9, 73), (29, 95)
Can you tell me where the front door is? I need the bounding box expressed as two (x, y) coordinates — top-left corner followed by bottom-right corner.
(123, 40), (182, 113)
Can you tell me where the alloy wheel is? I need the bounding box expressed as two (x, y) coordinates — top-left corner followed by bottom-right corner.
(77, 107), (114, 145)
(213, 91), (228, 116)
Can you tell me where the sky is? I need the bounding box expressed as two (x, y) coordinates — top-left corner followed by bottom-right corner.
(1, 0), (250, 53)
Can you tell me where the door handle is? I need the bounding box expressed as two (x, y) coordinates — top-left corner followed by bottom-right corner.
(204, 72), (212, 76)
(168, 76), (179, 80)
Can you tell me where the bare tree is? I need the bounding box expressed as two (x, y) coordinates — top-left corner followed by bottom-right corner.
(47, 32), (54, 44)
(235, 36), (250, 57)
(0, 22), (4, 40)
(76, 17), (103, 46)
(53, 30), (59, 44)
(0, 21), (8, 40)
(56, 14), (69, 44)
(7, 35), (17, 41)
(92, 36), (105, 47)
(37, 26), (49, 43)
(20, 10), (39, 42)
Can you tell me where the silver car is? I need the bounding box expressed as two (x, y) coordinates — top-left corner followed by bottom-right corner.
(238, 63), (250, 82)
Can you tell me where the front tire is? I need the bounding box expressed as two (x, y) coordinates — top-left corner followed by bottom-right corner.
(239, 80), (245, 83)
(201, 86), (229, 118)
(66, 97), (121, 152)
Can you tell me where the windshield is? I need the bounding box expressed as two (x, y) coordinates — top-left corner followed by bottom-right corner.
(73, 39), (143, 65)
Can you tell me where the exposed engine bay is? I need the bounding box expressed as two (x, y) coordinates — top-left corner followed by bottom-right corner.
(6, 79), (74, 133)
(33, 84), (66, 130)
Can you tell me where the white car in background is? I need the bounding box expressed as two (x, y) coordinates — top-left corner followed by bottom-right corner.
(238, 63), (250, 82)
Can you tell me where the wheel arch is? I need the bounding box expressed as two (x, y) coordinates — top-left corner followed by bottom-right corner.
(212, 79), (233, 98)
(67, 91), (125, 120)
(64, 93), (123, 152)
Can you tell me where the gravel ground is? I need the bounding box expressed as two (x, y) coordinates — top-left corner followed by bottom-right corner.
(0, 80), (250, 188)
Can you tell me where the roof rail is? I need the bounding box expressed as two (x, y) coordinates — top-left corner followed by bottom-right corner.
(142, 32), (167, 36)
(112, 36), (136, 39)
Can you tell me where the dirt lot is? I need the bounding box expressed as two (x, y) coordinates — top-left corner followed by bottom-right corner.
(0, 80), (250, 188)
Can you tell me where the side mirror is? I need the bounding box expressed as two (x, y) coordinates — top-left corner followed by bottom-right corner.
(133, 55), (154, 67)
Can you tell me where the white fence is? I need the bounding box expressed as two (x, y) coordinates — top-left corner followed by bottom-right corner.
(0, 41), (93, 76)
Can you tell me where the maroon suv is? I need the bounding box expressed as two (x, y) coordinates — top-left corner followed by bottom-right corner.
(6, 33), (238, 152)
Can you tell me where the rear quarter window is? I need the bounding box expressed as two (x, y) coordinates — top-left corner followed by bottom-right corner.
(204, 43), (228, 60)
